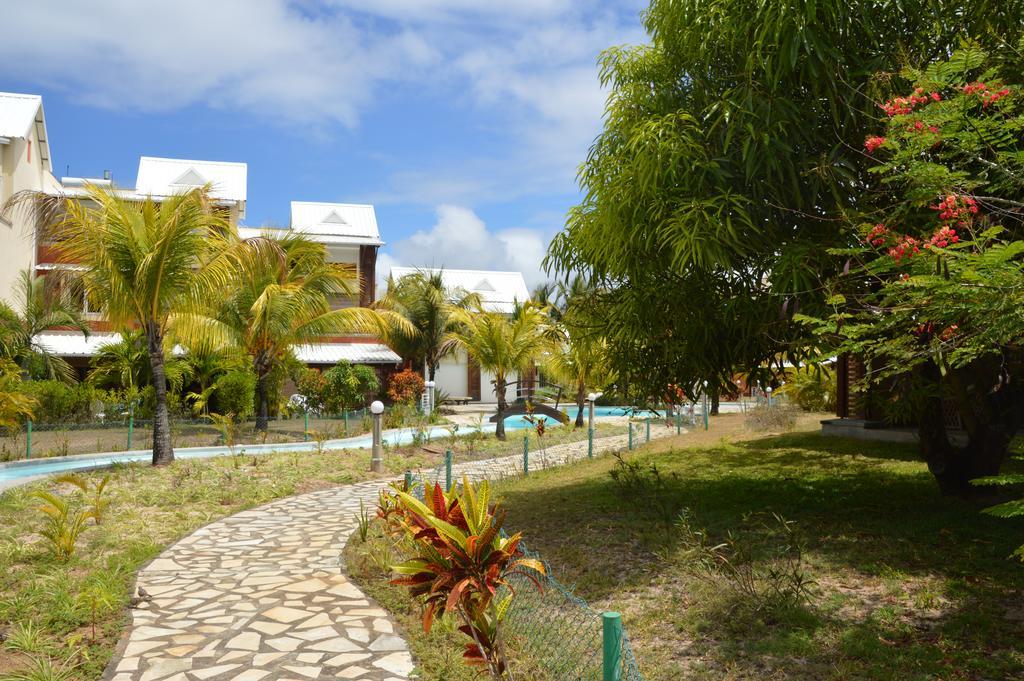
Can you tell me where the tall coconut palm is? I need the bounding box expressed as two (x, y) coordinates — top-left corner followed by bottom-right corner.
(89, 329), (187, 397)
(376, 269), (479, 381)
(444, 303), (550, 440)
(8, 184), (236, 465)
(0, 270), (90, 381)
(217, 231), (400, 431)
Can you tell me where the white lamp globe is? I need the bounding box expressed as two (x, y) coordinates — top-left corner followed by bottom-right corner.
(587, 392), (597, 402)
(370, 400), (385, 415)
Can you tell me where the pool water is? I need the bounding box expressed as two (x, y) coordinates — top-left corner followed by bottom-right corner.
(502, 405), (663, 429)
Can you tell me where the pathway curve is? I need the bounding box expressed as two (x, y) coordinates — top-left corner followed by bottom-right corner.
(105, 427), (677, 681)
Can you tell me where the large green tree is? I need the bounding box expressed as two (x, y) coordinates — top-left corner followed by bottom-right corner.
(545, 0), (1023, 403)
(807, 46), (1024, 496)
(10, 185), (236, 465)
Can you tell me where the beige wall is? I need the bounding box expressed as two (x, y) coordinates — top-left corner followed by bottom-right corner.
(0, 126), (53, 308)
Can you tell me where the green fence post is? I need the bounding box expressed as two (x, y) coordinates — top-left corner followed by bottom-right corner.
(25, 419), (32, 460)
(602, 612), (623, 681)
(127, 404), (134, 450)
(344, 410), (349, 434)
(627, 422), (633, 451)
(523, 435), (529, 476)
(645, 417), (651, 443)
(304, 411), (310, 441)
(444, 449), (453, 490)
(588, 426), (593, 459)
(404, 470), (413, 491)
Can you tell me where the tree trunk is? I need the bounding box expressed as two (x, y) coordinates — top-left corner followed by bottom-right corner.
(711, 389), (720, 416)
(428, 362), (436, 382)
(254, 356), (271, 432)
(495, 377), (507, 441)
(146, 325), (174, 466)
(918, 362), (1009, 497)
(574, 382), (586, 429)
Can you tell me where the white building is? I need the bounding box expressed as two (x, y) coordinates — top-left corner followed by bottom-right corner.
(1, 90), (399, 373)
(388, 267), (531, 403)
(0, 92), (61, 308)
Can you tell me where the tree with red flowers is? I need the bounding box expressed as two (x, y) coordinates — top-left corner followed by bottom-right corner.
(805, 44), (1024, 498)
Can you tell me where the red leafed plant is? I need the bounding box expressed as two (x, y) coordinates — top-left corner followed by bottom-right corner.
(384, 477), (545, 679)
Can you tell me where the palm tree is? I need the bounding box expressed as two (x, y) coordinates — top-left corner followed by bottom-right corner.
(0, 358), (37, 429)
(217, 231), (398, 431)
(543, 331), (612, 428)
(376, 269), (478, 381)
(445, 303), (550, 440)
(9, 184), (236, 465)
(89, 329), (186, 398)
(0, 270), (90, 381)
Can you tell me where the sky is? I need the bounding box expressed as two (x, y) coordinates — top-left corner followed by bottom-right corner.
(1, 0), (648, 290)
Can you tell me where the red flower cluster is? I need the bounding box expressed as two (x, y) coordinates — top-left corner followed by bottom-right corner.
(864, 135), (886, 153)
(963, 82), (1011, 107)
(926, 226), (959, 248)
(881, 88), (940, 116)
(907, 120), (940, 134)
(887, 235), (921, 261)
(866, 223), (889, 246)
(930, 193), (978, 227)
(939, 324), (960, 341)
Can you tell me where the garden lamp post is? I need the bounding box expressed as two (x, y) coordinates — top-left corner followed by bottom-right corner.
(370, 400), (384, 473)
(702, 380), (709, 431)
(424, 380), (435, 414)
(587, 392), (601, 459)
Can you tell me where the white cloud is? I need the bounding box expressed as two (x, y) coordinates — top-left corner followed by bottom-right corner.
(0, 1), (439, 128)
(378, 205), (550, 291)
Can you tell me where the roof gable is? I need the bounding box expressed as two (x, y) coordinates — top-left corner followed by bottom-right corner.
(136, 157), (247, 203)
(171, 167), (208, 187)
(389, 267), (530, 313)
(289, 202), (381, 244)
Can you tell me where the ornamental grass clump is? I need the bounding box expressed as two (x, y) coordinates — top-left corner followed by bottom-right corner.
(381, 477), (545, 679)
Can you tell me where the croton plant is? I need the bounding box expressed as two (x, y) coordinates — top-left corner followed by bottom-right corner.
(379, 477), (545, 678)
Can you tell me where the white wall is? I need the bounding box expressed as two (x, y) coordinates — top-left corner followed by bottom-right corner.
(0, 128), (51, 308)
(434, 350), (468, 398)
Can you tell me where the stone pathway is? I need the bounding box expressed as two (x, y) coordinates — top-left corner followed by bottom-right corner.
(106, 425), (678, 681)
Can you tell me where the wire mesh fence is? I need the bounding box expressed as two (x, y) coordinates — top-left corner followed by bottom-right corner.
(0, 411), (379, 461)
(404, 431), (649, 681)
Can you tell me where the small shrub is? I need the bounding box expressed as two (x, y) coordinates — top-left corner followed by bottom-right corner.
(323, 361), (380, 413)
(295, 369), (327, 414)
(744, 404), (799, 432)
(675, 511), (815, 624)
(387, 369), (425, 406)
(53, 473), (111, 525)
(608, 451), (681, 529)
(212, 370), (256, 419)
(31, 491), (92, 562)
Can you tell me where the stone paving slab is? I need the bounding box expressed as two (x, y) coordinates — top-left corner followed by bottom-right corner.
(105, 425), (678, 681)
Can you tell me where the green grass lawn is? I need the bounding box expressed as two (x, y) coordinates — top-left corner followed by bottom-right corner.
(487, 417), (1024, 680)
(0, 418), (619, 681)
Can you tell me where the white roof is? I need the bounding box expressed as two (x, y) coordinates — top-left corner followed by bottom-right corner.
(0, 92), (42, 139)
(293, 343), (401, 365)
(0, 92), (51, 171)
(33, 332), (185, 357)
(135, 157), (247, 203)
(290, 202), (382, 245)
(389, 267), (530, 314)
(35, 331), (400, 365)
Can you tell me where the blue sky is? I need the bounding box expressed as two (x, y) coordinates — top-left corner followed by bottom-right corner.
(2, 0), (647, 288)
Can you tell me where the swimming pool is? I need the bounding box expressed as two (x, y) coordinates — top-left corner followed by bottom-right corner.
(502, 405), (664, 428)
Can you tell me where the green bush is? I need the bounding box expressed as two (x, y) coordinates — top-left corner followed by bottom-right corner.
(780, 366), (836, 412)
(295, 369), (327, 413)
(23, 381), (100, 423)
(212, 370), (256, 419)
(323, 362), (380, 413)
